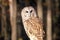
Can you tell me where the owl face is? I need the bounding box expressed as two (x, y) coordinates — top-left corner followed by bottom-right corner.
(21, 6), (37, 22)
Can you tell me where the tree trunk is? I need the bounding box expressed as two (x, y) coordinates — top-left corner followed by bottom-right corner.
(37, 0), (43, 20)
(1, 2), (8, 40)
(9, 0), (17, 40)
(37, 0), (43, 40)
(46, 0), (52, 40)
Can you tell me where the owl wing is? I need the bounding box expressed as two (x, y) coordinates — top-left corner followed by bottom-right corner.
(24, 17), (44, 40)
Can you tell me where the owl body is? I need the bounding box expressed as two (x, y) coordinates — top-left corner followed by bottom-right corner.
(21, 6), (44, 40)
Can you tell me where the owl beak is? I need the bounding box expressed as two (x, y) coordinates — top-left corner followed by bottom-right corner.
(30, 13), (32, 17)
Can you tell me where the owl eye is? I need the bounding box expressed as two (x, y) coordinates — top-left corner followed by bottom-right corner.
(26, 11), (28, 13)
(30, 10), (33, 13)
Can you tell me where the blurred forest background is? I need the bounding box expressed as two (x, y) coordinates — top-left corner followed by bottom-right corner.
(0, 0), (60, 40)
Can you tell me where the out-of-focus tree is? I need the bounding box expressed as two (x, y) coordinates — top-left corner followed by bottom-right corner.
(9, 0), (17, 40)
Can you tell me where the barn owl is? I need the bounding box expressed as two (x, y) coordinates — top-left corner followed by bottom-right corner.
(21, 6), (44, 40)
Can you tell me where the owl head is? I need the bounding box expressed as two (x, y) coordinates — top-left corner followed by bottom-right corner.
(21, 6), (37, 22)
